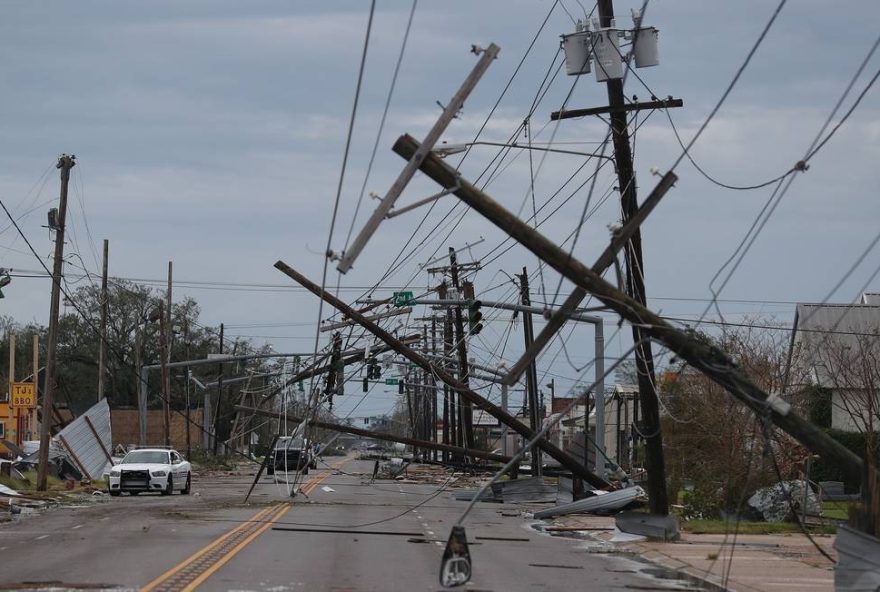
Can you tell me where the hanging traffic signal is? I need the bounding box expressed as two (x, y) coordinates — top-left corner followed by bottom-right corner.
(467, 299), (483, 335)
(363, 376), (369, 392)
(0, 269), (11, 299)
(368, 361), (382, 380)
(398, 380), (405, 395)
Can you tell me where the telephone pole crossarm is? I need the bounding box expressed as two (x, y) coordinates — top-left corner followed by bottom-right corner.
(551, 97), (683, 121)
(273, 260), (611, 488)
(389, 133), (864, 486)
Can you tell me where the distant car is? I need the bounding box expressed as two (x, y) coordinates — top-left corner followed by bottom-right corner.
(107, 448), (191, 496)
(266, 436), (317, 476)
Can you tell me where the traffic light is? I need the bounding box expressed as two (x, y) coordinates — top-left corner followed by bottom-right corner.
(0, 269), (10, 299)
(368, 361), (382, 380)
(363, 376), (369, 392)
(467, 299), (483, 335)
(398, 380), (405, 395)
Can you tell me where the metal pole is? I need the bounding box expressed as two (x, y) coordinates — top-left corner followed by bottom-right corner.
(594, 320), (605, 477)
(501, 383), (509, 456)
(97, 239), (109, 401)
(37, 154), (75, 491)
(338, 43), (500, 273)
(137, 333), (146, 446)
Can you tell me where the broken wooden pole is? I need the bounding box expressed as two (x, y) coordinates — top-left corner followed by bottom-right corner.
(391, 132), (864, 485)
(272, 260), (611, 489)
(235, 405), (510, 464)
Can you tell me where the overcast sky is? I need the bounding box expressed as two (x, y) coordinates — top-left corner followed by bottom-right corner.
(1, 1), (878, 418)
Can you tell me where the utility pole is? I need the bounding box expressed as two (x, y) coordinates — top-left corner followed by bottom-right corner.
(37, 154), (75, 491)
(449, 248), (475, 451)
(519, 268), (542, 477)
(595, 0), (668, 516)
(8, 333), (16, 446)
(97, 239), (109, 401)
(164, 262), (173, 446)
(184, 318), (191, 458)
(438, 283), (455, 458)
(431, 318), (439, 461)
(159, 301), (171, 447)
(212, 323), (224, 454)
(31, 334), (39, 441)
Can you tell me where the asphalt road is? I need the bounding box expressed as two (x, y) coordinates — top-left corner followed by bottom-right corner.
(0, 458), (705, 591)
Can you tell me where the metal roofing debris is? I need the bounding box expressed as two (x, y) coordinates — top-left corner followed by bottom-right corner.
(0, 484), (21, 497)
(453, 488), (498, 502)
(55, 399), (113, 481)
(490, 477), (556, 504)
(615, 511), (680, 541)
(533, 486), (646, 519)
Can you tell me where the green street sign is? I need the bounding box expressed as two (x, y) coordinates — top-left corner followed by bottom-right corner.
(384, 378), (398, 386)
(392, 291), (414, 307)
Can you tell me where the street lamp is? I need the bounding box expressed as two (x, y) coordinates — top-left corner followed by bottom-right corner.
(432, 141), (615, 161)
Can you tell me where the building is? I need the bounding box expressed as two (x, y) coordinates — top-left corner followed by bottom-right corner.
(786, 294), (880, 433)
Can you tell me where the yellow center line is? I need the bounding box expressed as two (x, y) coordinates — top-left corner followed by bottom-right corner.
(140, 504), (276, 592)
(141, 457), (350, 592)
(179, 503), (291, 592)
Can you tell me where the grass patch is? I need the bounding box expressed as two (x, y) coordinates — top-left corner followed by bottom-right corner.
(821, 500), (853, 521)
(681, 519), (836, 535)
(0, 470), (63, 494)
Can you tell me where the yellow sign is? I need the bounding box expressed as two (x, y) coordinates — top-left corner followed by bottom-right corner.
(10, 382), (36, 409)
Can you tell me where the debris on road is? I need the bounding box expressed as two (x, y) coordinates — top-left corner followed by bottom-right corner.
(533, 486), (646, 519)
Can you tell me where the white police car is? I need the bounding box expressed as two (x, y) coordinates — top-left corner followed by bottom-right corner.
(108, 448), (192, 496)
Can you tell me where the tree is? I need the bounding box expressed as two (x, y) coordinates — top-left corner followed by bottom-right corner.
(661, 320), (809, 518)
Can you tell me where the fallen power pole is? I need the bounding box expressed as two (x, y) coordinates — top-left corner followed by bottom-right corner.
(391, 133), (864, 485)
(273, 261), (611, 489)
(235, 405), (511, 464)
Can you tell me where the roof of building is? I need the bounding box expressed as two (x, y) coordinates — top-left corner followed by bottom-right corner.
(788, 300), (880, 388)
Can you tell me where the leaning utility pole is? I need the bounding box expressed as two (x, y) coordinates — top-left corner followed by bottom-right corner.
(519, 268), (542, 477)
(37, 154), (75, 491)
(274, 261), (611, 488)
(97, 239), (109, 401)
(391, 133), (864, 487)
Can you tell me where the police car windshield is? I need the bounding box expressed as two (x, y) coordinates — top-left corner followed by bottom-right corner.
(122, 450), (170, 464)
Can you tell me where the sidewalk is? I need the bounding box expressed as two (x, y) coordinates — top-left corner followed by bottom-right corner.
(551, 514), (836, 591)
